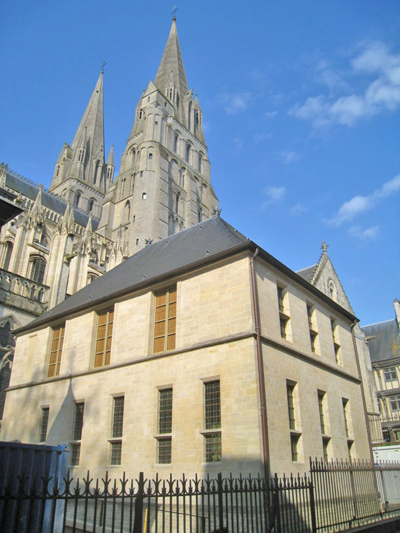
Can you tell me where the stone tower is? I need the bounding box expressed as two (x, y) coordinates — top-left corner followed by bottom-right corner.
(97, 18), (219, 266)
(49, 71), (114, 220)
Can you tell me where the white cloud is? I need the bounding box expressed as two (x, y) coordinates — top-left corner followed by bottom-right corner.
(217, 92), (252, 115)
(290, 203), (308, 216)
(276, 150), (298, 164)
(261, 186), (286, 209)
(327, 174), (400, 226)
(290, 41), (400, 128)
(265, 110), (278, 118)
(348, 225), (380, 242)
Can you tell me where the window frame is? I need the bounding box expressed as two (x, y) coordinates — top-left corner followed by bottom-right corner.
(202, 379), (222, 463)
(153, 286), (177, 354)
(39, 407), (50, 443)
(48, 324), (65, 378)
(155, 387), (173, 464)
(109, 395), (125, 466)
(94, 308), (114, 368)
(70, 402), (85, 467)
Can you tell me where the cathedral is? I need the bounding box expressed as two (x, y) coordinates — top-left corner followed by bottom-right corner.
(0, 19), (381, 475)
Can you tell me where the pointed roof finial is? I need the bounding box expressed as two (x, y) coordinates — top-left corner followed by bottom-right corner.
(321, 241), (329, 253)
(171, 5), (179, 20)
(100, 60), (107, 73)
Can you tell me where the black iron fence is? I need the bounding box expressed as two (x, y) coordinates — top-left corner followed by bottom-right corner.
(0, 461), (400, 533)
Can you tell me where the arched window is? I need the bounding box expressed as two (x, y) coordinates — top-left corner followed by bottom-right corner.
(186, 143), (191, 164)
(198, 152), (203, 173)
(3, 241), (13, 271)
(30, 257), (46, 284)
(88, 198), (95, 212)
(75, 191), (82, 208)
(179, 168), (185, 188)
(328, 280), (338, 302)
(175, 192), (180, 215)
(188, 101), (192, 131)
(198, 206), (202, 223)
(121, 178), (126, 200)
(174, 133), (179, 153)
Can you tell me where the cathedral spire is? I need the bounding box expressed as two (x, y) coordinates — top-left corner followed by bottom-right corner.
(154, 18), (189, 109)
(49, 72), (106, 193)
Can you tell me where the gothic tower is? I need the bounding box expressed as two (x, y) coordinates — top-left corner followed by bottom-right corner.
(49, 71), (114, 219)
(97, 18), (219, 266)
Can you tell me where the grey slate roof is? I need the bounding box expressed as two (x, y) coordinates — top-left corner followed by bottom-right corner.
(17, 217), (250, 333)
(362, 319), (400, 364)
(296, 264), (317, 283)
(16, 216), (357, 335)
(5, 169), (98, 230)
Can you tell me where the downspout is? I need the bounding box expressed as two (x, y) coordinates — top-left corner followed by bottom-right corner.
(250, 248), (270, 479)
(351, 321), (375, 465)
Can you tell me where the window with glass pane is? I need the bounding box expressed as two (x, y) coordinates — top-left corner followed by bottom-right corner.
(318, 392), (326, 434)
(112, 397), (124, 438)
(158, 438), (172, 464)
(94, 309), (114, 367)
(205, 381), (221, 429)
(39, 407), (49, 442)
(205, 433), (221, 463)
(110, 441), (122, 465)
(70, 443), (81, 466)
(287, 384), (296, 430)
(48, 325), (65, 377)
(153, 286), (177, 353)
(73, 403), (84, 440)
(384, 367), (397, 382)
(159, 389), (173, 434)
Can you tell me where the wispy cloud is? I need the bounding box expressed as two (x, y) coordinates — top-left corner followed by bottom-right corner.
(253, 132), (271, 143)
(348, 225), (380, 242)
(290, 41), (400, 128)
(265, 110), (278, 118)
(276, 150), (298, 164)
(261, 186), (286, 209)
(326, 174), (400, 226)
(217, 92), (252, 115)
(290, 203), (308, 216)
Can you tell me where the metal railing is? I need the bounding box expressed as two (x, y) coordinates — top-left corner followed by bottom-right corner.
(1, 462), (400, 533)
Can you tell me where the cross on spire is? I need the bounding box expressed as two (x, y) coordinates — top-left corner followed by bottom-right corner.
(171, 5), (179, 19)
(100, 61), (107, 73)
(321, 241), (329, 253)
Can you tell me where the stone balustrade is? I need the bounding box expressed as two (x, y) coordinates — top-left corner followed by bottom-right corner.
(0, 268), (50, 304)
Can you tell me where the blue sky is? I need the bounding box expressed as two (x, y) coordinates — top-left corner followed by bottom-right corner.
(1, 0), (399, 325)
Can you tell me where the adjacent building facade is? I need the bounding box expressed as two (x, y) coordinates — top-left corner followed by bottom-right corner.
(363, 299), (400, 444)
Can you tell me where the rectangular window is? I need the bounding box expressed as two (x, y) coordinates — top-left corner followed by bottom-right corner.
(110, 396), (124, 466)
(157, 388), (173, 464)
(205, 380), (221, 430)
(48, 325), (65, 377)
(318, 392), (326, 434)
(94, 309), (114, 368)
(205, 433), (222, 463)
(323, 437), (330, 462)
(307, 304), (318, 353)
(390, 395), (400, 412)
(290, 434), (299, 462)
(331, 320), (342, 365)
(70, 402), (84, 467)
(343, 399), (350, 438)
(287, 384), (296, 430)
(277, 285), (290, 340)
(153, 286), (177, 353)
(384, 367), (397, 382)
(39, 407), (49, 443)
(204, 380), (221, 462)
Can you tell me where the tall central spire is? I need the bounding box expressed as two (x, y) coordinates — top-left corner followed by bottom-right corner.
(154, 18), (189, 102)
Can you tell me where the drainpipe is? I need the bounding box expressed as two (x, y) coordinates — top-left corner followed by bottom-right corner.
(351, 321), (375, 465)
(250, 248), (270, 479)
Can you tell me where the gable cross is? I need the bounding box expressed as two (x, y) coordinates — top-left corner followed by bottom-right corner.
(171, 5), (179, 19)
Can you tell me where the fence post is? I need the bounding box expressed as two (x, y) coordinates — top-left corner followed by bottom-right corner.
(133, 472), (144, 533)
(273, 473), (281, 533)
(217, 473), (224, 531)
(309, 480), (317, 533)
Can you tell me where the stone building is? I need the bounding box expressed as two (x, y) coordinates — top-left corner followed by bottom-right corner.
(0, 18), (376, 475)
(362, 299), (400, 443)
(1, 217), (371, 478)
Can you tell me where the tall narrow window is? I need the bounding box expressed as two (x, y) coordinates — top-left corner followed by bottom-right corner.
(307, 304), (318, 353)
(186, 143), (190, 163)
(153, 286), (177, 353)
(278, 285), (290, 340)
(174, 133), (179, 153)
(110, 396), (124, 465)
(30, 257), (46, 284)
(331, 319), (342, 365)
(287, 381), (301, 462)
(198, 153), (203, 173)
(70, 402), (84, 466)
(204, 380), (221, 462)
(94, 309), (114, 368)
(39, 407), (49, 443)
(48, 324), (65, 377)
(343, 399), (350, 438)
(318, 391), (326, 434)
(3, 241), (13, 271)
(157, 388), (173, 464)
